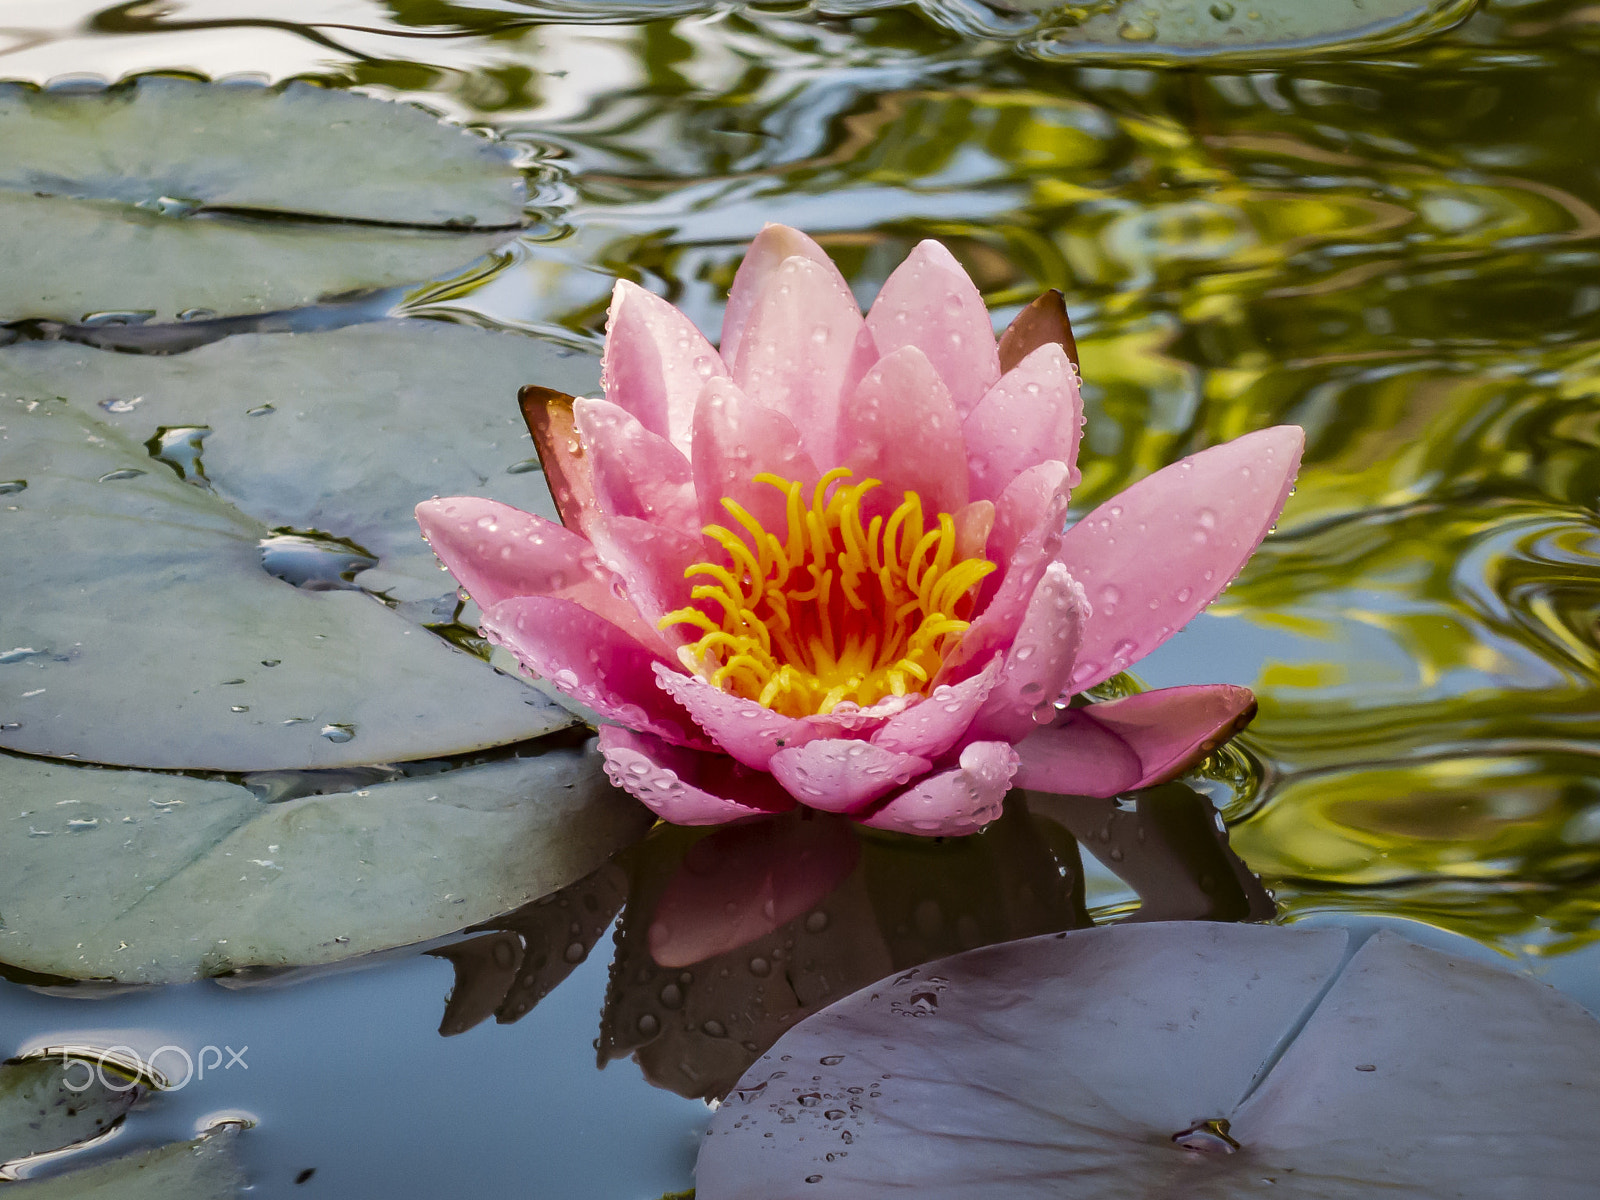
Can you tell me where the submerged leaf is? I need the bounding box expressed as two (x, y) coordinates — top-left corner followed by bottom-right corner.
(0, 742), (653, 983)
(1014, 0), (1477, 64)
(0, 321), (600, 770)
(6, 1127), (243, 1198)
(698, 922), (1600, 1198)
(0, 77), (528, 324)
(0, 1056), (140, 1168)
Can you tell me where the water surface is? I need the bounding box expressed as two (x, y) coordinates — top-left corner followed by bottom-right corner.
(4, 0), (1599, 1192)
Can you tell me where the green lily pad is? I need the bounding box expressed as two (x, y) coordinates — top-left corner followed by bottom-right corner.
(7, 1127), (243, 1198)
(0, 319), (591, 596)
(0, 740), (653, 983)
(0, 77), (528, 324)
(0, 1055), (140, 1168)
(1015, 0), (1476, 64)
(0, 321), (600, 770)
(698, 923), (1600, 1198)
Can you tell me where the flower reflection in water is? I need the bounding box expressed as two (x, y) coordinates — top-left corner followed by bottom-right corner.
(433, 784), (1269, 1101)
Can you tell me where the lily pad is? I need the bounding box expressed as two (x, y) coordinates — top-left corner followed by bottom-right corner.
(698, 923), (1600, 1198)
(7, 1128), (243, 1198)
(0, 321), (598, 770)
(0, 1055), (140, 1168)
(0, 740), (653, 983)
(1018, 0), (1478, 65)
(0, 77), (527, 324)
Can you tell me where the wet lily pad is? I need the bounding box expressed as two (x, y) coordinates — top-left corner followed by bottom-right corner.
(0, 741), (653, 983)
(698, 923), (1600, 1198)
(7, 1127), (243, 1198)
(0, 77), (528, 324)
(1016, 0), (1477, 64)
(0, 320), (591, 595)
(0, 321), (598, 770)
(0, 1055), (140, 1168)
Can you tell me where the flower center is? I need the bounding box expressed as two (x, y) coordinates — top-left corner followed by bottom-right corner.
(660, 468), (996, 718)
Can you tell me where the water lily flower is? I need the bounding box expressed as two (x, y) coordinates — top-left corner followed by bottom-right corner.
(417, 225), (1303, 836)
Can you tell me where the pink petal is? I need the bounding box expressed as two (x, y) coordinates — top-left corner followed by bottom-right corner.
(415, 496), (593, 610)
(586, 513), (708, 635)
(481, 596), (703, 747)
(863, 239), (1001, 417)
(858, 741), (1019, 837)
(963, 342), (1083, 504)
(730, 255), (876, 468)
(652, 665), (816, 771)
(937, 540), (1051, 689)
(1013, 684), (1257, 798)
(601, 279), (727, 455)
(1013, 712), (1142, 796)
(598, 725), (796, 826)
(1083, 683), (1257, 785)
(768, 739), (932, 813)
(937, 463), (1072, 685)
(839, 344), (969, 519)
(989, 459), (1073, 569)
(415, 497), (664, 652)
(573, 397), (699, 536)
(871, 656), (1003, 759)
(691, 376), (821, 536)
(646, 811), (860, 968)
(800, 695), (917, 737)
(966, 563), (1089, 743)
(1061, 426), (1305, 691)
(954, 498), (994, 562)
(721, 225), (850, 369)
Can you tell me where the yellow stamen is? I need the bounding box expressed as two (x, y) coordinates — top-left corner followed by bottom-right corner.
(658, 471), (997, 718)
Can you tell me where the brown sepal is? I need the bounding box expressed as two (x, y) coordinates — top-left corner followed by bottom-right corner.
(998, 288), (1079, 374)
(518, 384), (596, 535)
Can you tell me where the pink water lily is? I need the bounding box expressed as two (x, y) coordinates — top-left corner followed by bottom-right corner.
(417, 225), (1302, 836)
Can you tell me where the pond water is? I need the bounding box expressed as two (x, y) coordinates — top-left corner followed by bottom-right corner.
(3, 0), (1600, 1195)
